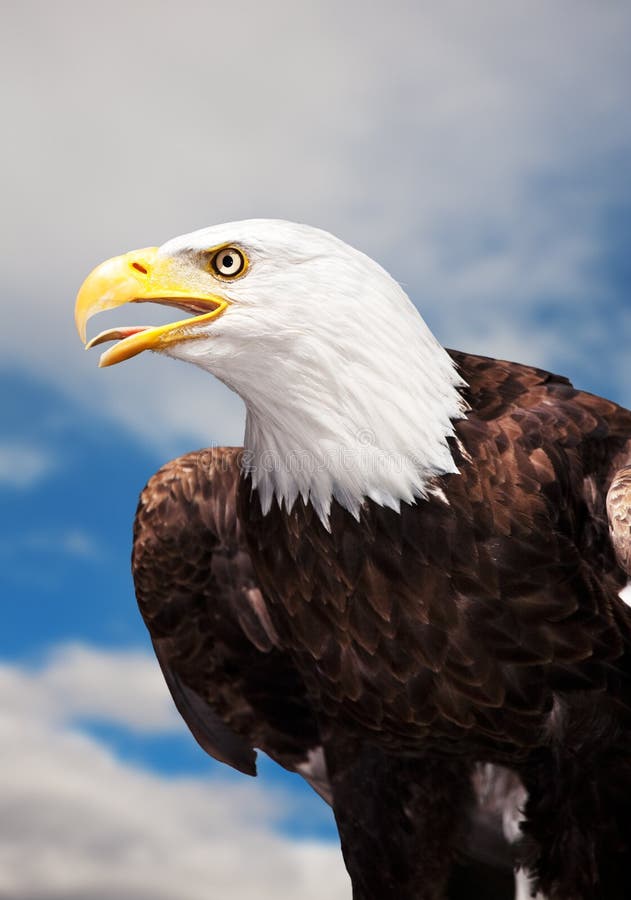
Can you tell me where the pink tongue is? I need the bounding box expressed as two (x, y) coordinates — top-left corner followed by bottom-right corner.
(114, 326), (149, 338)
(85, 325), (150, 350)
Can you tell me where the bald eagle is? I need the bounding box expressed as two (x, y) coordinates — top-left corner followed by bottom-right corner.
(76, 220), (631, 900)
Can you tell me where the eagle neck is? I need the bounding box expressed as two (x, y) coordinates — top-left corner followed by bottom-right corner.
(240, 343), (466, 527)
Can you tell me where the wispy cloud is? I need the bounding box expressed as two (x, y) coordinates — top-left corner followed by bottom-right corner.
(0, 441), (57, 488)
(0, 529), (103, 578)
(58, 529), (101, 559)
(1, 644), (179, 734)
(0, 645), (349, 899)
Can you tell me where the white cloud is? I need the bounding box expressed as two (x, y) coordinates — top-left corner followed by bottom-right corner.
(0, 645), (349, 899)
(1, 0), (630, 446)
(0, 644), (179, 733)
(0, 442), (57, 488)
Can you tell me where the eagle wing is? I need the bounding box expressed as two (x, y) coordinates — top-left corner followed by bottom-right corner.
(434, 352), (631, 737)
(450, 350), (631, 703)
(132, 447), (328, 796)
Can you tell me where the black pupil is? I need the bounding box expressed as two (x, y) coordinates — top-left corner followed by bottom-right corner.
(222, 254), (235, 269)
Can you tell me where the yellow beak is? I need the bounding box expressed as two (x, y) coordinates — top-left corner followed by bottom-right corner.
(75, 247), (229, 367)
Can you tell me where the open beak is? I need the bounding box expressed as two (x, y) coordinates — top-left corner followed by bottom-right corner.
(75, 247), (229, 367)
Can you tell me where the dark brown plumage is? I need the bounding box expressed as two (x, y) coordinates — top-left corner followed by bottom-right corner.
(133, 448), (326, 788)
(133, 445), (521, 899)
(133, 351), (631, 900)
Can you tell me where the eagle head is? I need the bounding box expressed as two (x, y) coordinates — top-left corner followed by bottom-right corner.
(76, 220), (465, 521)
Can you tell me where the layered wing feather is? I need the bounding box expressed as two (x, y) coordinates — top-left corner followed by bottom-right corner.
(132, 447), (327, 793)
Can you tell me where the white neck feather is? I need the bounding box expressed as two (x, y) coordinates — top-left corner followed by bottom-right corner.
(241, 319), (466, 526)
(165, 220), (467, 526)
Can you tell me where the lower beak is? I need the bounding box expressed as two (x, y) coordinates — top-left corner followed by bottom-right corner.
(75, 247), (228, 367)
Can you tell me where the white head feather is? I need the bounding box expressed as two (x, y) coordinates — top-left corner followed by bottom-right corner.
(160, 219), (467, 525)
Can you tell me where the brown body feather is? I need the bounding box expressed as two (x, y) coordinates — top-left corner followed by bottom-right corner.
(133, 352), (631, 900)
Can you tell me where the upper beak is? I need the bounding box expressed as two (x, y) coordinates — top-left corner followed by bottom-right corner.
(75, 247), (228, 367)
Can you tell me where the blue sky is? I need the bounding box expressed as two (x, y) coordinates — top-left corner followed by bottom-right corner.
(1, 1), (631, 897)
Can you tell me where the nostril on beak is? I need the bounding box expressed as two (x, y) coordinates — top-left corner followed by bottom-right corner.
(131, 261), (148, 275)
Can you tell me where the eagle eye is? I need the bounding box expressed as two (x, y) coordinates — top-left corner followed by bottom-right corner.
(210, 247), (246, 279)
